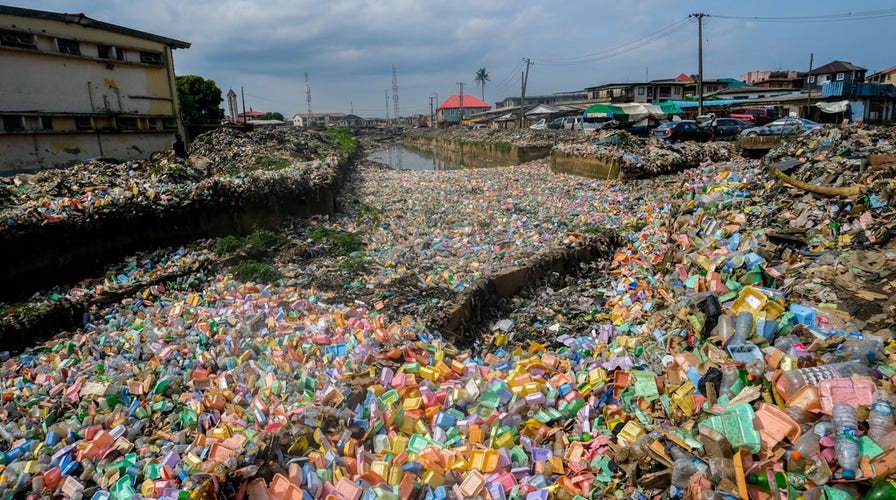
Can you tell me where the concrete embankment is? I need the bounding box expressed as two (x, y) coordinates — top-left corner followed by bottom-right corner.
(403, 132), (553, 166)
(429, 231), (623, 348)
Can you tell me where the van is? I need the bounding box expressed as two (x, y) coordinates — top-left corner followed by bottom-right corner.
(561, 116), (582, 130)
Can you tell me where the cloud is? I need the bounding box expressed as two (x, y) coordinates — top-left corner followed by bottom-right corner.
(5, 0), (895, 117)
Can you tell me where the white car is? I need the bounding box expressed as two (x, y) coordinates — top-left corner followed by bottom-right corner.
(561, 116), (582, 130)
(529, 119), (548, 130)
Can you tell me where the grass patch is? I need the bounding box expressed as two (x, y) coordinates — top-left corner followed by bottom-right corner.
(215, 235), (246, 255)
(253, 155), (292, 171)
(232, 261), (280, 282)
(309, 226), (364, 255)
(341, 254), (367, 272)
(246, 228), (288, 249)
(494, 141), (512, 154)
(325, 126), (360, 156)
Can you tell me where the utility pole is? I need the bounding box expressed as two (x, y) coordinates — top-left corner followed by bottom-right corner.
(806, 53), (814, 118)
(457, 82), (465, 125)
(429, 95), (436, 128)
(385, 90), (390, 122)
(305, 72), (312, 126)
(690, 13), (707, 116)
(519, 57), (532, 129)
(392, 65), (400, 122)
(240, 85), (247, 124)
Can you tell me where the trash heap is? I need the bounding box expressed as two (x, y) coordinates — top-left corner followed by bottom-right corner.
(552, 131), (741, 178)
(0, 125), (895, 500)
(404, 128), (572, 149)
(0, 128), (345, 231)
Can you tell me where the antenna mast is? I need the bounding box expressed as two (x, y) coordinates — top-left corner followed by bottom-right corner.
(392, 64), (400, 122)
(305, 72), (313, 123)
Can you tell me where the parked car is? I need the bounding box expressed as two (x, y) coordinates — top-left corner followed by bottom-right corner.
(698, 117), (752, 140)
(729, 107), (779, 126)
(529, 118), (548, 130)
(739, 118), (820, 138)
(561, 116), (582, 130)
(547, 117), (565, 129)
(625, 118), (662, 137)
(471, 123), (488, 130)
(581, 119), (618, 134)
(650, 120), (711, 142)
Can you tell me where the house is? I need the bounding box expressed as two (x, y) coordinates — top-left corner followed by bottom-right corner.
(821, 80), (896, 123)
(292, 112), (346, 127)
(0, 6), (190, 172)
(806, 60), (866, 91)
(238, 108), (266, 122)
(706, 86), (800, 101)
(436, 95), (490, 125)
(496, 91), (586, 109)
(866, 65), (896, 85)
(336, 114), (366, 127)
(740, 70), (805, 89)
(585, 81), (687, 103)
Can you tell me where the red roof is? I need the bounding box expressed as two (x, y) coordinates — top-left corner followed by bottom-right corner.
(674, 73), (693, 82)
(437, 95), (490, 111)
(239, 108), (266, 117)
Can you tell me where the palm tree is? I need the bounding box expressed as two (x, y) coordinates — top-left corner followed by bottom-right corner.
(474, 67), (490, 102)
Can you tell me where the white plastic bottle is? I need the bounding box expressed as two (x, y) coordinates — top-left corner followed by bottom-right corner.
(832, 403), (859, 480)
(868, 389), (896, 443)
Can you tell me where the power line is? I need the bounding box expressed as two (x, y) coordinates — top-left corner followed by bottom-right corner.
(712, 8), (896, 23)
(538, 17), (694, 66)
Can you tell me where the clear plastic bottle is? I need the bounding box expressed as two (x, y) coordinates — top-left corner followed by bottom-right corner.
(729, 311), (753, 344)
(804, 456), (832, 486)
(787, 431), (820, 473)
(868, 389), (896, 443)
(711, 314), (733, 341)
(775, 360), (870, 400)
(719, 365), (738, 399)
(671, 457), (697, 489)
(832, 403), (860, 480)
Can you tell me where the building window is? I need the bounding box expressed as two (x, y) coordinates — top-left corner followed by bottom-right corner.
(57, 38), (81, 56)
(638, 87), (645, 95)
(809, 76), (816, 83)
(139, 51), (163, 65)
(836, 72), (845, 81)
(97, 44), (112, 59)
(118, 117), (138, 130)
(148, 119), (158, 130)
(41, 116), (53, 130)
(0, 30), (36, 49)
(75, 117), (93, 131)
(162, 118), (177, 130)
(2, 116), (24, 131)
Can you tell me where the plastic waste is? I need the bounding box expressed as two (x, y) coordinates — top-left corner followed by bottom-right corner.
(775, 360), (870, 401)
(864, 479), (896, 500)
(729, 311), (753, 345)
(832, 403), (860, 480)
(746, 471), (807, 492)
(868, 389), (896, 443)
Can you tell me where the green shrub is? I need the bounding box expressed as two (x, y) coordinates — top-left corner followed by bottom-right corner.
(215, 235), (246, 255)
(246, 228), (288, 249)
(232, 261), (280, 282)
(308, 226), (364, 255)
(494, 141), (512, 153)
(253, 155), (292, 171)
(325, 126), (359, 156)
(341, 253), (367, 271)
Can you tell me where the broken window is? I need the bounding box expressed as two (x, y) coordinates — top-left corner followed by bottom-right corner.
(75, 117), (93, 131)
(139, 51), (163, 65)
(97, 44), (112, 59)
(2, 116), (24, 131)
(41, 116), (53, 130)
(57, 38), (81, 56)
(0, 30), (36, 49)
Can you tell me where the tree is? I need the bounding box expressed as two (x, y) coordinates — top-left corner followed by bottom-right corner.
(262, 112), (285, 121)
(176, 75), (224, 126)
(474, 67), (490, 102)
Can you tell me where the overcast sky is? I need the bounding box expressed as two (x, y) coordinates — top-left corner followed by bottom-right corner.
(9, 1), (896, 118)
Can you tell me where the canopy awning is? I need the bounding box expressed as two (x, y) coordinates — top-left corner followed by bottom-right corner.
(817, 100), (849, 113)
(656, 102), (683, 114)
(584, 103), (626, 119)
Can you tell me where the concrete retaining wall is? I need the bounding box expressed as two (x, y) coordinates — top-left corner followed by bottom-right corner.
(403, 136), (552, 165)
(429, 231), (623, 347)
(550, 153), (622, 179)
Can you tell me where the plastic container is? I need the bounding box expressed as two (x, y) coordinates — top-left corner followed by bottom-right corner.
(832, 403), (859, 480)
(868, 389), (896, 443)
(790, 431), (820, 462)
(775, 361), (870, 401)
(730, 311), (753, 345)
(712, 313), (733, 341)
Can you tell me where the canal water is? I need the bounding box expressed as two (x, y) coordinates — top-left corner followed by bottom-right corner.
(366, 143), (510, 171)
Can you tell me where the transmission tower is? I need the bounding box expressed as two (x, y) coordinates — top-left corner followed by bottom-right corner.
(305, 72), (313, 124)
(391, 64), (400, 122)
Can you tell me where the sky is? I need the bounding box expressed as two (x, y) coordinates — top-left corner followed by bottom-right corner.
(8, 1), (896, 119)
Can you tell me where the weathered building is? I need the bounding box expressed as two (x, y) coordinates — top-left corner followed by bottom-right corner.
(0, 6), (189, 172)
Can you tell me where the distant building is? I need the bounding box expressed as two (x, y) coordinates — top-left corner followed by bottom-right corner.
(496, 92), (586, 109)
(226, 89), (238, 122)
(741, 70), (805, 89)
(0, 5), (190, 172)
(866, 65), (896, 85)
(585, 81), (687, 103)
(806, 60), (866, 91)
(292, 112), (346, 127)
(238, 108), (265, 122)
(436, 95), (490, 125)
(336, 114), (365, 127)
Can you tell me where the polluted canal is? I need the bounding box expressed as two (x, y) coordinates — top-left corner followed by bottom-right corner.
(366, 142), (512, 170)
(0, 125), (895, 499)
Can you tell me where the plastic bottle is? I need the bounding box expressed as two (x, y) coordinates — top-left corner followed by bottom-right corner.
(671, 458), (697, 489)
(775, 361), (870, 400)
(729, 311), (753, 345)
(718, 365), (739, 399)
(832, 403), (860, 480)
(711, 314), (733, 341)
(868, 389), (896, 443)
(747, 471), (807, 492)
(864, 479), (896, 500)
(791, 431), (820, 461)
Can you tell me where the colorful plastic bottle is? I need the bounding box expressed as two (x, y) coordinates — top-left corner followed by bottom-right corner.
(747, 471), (807, 492)
(775, 361), (870, 400)
(864, 479), (896, 500)
(867, 389), (896, 443)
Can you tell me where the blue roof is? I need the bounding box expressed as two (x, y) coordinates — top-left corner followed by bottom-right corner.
(667, 99), (750, 108)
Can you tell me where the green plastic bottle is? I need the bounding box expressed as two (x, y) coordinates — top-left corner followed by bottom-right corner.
(864, 479), (896, 500)
(747, 471), (806, 492)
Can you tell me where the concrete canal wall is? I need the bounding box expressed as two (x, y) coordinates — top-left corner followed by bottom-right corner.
(550, 153), (623, 179)
(403, 135), (553, 165)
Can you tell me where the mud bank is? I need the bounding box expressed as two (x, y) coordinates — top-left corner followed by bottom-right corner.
(403, 135), (552, 165)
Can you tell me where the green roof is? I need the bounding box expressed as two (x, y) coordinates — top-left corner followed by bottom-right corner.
(584, 103), (626, 118)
